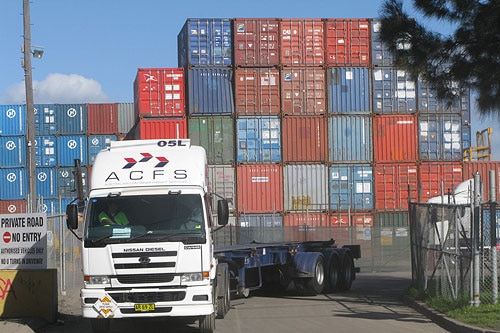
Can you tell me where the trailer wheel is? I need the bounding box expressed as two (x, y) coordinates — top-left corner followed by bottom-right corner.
(337, 252), (355, 291)
(90, 318), (110, 333)
(324, 254), (340, 293)
(300, 255), (325, 295)
(199, 312), (215, 333)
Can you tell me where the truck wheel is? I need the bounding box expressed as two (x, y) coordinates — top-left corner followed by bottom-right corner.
(199, 312), (215, 333)
(304, 255), (325, 295)
(337, 252), (355, 291)
(324, 254), (340, 293)
(90, 318), (110, 333)
(216, 278), (230, 319)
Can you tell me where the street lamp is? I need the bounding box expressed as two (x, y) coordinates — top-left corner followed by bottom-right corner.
(22, 0), (43, 213)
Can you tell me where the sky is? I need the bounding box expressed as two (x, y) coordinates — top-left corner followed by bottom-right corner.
(0, 0), (498, 160)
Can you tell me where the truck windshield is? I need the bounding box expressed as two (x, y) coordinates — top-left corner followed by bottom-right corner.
(84, 194), (206, 245)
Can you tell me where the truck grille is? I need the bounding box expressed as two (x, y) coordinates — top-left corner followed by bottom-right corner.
(117, 273), (175, 284)
(108, 291), (186, 303)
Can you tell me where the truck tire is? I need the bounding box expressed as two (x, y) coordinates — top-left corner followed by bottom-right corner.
(324, 254), (340, 293)
(90, 318), (110, 333)
(295, 255), (325, 295)
(199, 312), (215, 333)
(337, 252), (355, 291)
(216, 264), (230, 319)
(216, 277), (230, 318)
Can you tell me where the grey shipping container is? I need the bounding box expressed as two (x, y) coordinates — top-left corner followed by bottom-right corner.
(329, 114), (373, 162)
(283, 164), (328, 212)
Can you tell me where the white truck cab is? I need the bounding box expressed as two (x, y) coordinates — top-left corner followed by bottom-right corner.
(66, 139), (229, 333)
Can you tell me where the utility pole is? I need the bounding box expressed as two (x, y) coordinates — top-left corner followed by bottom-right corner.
(23, 0), (37, 212)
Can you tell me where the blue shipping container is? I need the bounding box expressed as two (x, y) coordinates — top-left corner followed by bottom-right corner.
(57, 166), (88, 198)
(237, 116), (281, 163)
(370, 20), (395, 67)
(0, 136), (26, 168)
(329, 164), (373, 211)
(56, 104), (87, 134)
(36, 167), (57, 197)
(57, 135), (87, 166)
(35, 136), (57, 167)
(0, 105), (25, 136)
(372, 67), (416, 114)
(88, 134), (117, 165)
(34, 104), (57, 135)
(417, 78), (469, 114)
(327, 67), (370, 114)
(177, 18), (232, 67)
(462, 124), (471, 150)
(328, 115), (372, 162)
(0, 168), (27, 199)
(419, 114), (462, 161)
(187, 67), (235, 116)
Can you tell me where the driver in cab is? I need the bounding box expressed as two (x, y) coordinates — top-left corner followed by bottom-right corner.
(99, 201), (129, 226)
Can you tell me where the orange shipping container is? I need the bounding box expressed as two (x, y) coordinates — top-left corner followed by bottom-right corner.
(129, 118), (187, 140)
(419, 162), (463, 202)
(324, 18), (370, 66)
(329, 212), (374, 227)
(87, 103), (119, 134)
(0, 200), (27, 214)
(280, 18), (324, 66)
(281, 67), (326, 115)
(282, 116), (327, 162)
(463, 161), (500, 202)
(237, 164), (283, 213)
(233, 18), (280, 67)
(234, 68), (281, 115)
(374, 163), (418, 210)
(373, 115), (418, 162)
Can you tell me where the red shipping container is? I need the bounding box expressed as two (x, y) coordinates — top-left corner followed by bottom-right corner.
(280, 19), (324, 66)
(282, 116), (327, 162)
(325, 18), (370, 66)
(131, 118), (187, 140)
(237, 164), (283, 213)
(233, 18), (280, 67)
(373, 115), (418, 162)
(0, 200), (27, 214)
(419, 162), (463, 202)
(463, 161), (500, 202)
(134, 68), (186, 118)
(281, 67), (326, 115)
(329, 212), (374, 227)
(234, 68), (280, 115)
(87, 103), (119, 134)
(374, 163), (418, 210)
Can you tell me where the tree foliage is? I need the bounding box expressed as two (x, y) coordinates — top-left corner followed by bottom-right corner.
(379, 0), (500, 116)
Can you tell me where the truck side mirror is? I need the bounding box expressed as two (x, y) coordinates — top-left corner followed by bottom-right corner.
(66, 203), (79, 230)
(217, 199), (229, 226)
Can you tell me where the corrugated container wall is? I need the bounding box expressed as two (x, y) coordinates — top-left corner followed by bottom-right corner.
(188, 116), (234, 164)
(237, 164), (284, 213)
(370, 20), (394, 67)
(0, 200), (27, 214)
(237, 117), (281, 163)
(57, 166), (88, 198)
(177, 18), (232, 67)
(0, 105), (25, 136)
(0, 168), (27, 200)
(282, 116), (327, 163)
(87, 103), (119, 134)
(280, 19), (324, 66)
(117, 103), (135, 134)
(328, 115), (372, 162)
(131, 118), (188, 140)
(187, 67), (235, 116)
(329, 164), (373, 211)
(56, 135), (88, 166)
(463, 161), (500, 202)
(233, 18), (280, 67)
(283, 164), (328, 212)
(324, 18), (370, 66)
(208, 165), (236, 212)
(418, 162), (463, 202)
(55, 104), (87, 134)
(284, 212), (330, 242)
(281, 67), (326, 115)
(234, 68), (280, 115)
(35, 136), (57, 167)
(375, 211), (409, 227)
(239, 213), (283, 243)
(372, 67), (416, 114)
(134, 68), (186, 118)
(36, 167), (57, 197)
(373, 115), (418, 162)
(374, 163), (418, 211)
(0, 136), (26, 168)
(88, 135), (117, 165)
(34, 104), (57, 135)
(418, 114), (462, 161)
(327, 67), (371, 114)
(462, 123), (471, 150)
(330, 212), (374, 227)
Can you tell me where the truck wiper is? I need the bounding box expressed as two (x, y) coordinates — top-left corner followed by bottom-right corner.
(90, 234), (114, 244)
(125, 231), (154, 242)
(155, 232), (206, 243)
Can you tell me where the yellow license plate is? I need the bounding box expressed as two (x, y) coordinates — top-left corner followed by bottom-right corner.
(134, 303), (155, 312)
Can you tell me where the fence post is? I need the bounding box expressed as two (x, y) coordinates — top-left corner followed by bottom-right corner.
(472, 172), (481, 307)
(490, 170), (498, 305)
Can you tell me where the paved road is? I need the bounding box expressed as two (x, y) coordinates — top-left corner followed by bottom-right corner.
(9, 271), (452, 333)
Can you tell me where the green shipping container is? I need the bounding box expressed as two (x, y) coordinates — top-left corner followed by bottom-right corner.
(375, 211), (409, 227)
(188, 116), (234, 164)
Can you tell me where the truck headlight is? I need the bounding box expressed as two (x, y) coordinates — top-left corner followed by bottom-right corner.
(85, 275), (111, 285)
(181, 273), (203, 282)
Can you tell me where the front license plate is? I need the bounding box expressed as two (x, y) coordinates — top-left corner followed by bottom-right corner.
(134, 303), (155, 312)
